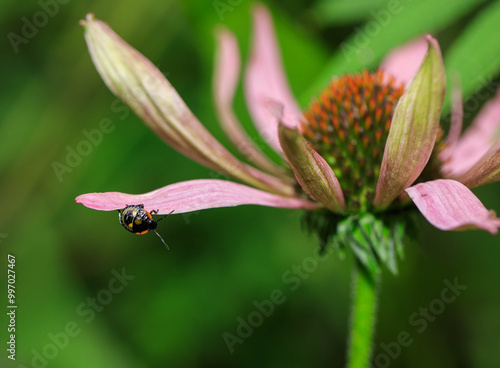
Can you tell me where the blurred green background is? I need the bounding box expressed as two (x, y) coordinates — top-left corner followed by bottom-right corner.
(1, 0), (500, 367)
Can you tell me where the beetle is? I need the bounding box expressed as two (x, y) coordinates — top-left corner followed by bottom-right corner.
(118, 204), (173, 249)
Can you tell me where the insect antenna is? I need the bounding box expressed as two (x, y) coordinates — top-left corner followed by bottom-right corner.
(153, 230), (170, 250)
(157, 209), (175, 222)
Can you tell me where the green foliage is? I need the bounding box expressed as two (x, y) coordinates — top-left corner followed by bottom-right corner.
(443, 0), (500, 111)
(313, 0), (389, 25)
(303, 0), (490, 104)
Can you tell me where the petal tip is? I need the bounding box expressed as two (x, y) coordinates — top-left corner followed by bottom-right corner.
(407, 180), (500, 234)
(80, 13), (95, 27)
(252, 2), (268, 15)
(424, 35), (443, 60)
(214, 25), (230, 38)
(424, 34), (435, 42)
(75, 194), (85, 204)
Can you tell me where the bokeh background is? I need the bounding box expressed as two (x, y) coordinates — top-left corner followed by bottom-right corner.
(1, 0), (500, 367)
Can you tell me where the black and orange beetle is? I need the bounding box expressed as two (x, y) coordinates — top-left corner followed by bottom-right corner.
(118, 204), (173, 249)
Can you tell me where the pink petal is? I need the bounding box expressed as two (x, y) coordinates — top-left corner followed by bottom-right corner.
(439, 79), (464, 163)
(214, 28), (241, 114)
(406, 179), (500, 234)
(380, 36), (429, 86)
(75, 179), (318, 214)
(374, 35), (446, 209)
(244, 4), (302, 153)
(213, 27), (285, 176)
(81, 14), (293, 197)
(442, 87), (500, 178)
(457, 141), (500, 188)
(278, 124), (346, 213)
(446, 78), (464, 147)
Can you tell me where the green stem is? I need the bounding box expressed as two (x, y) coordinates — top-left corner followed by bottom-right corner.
(346, 262), (380, 368)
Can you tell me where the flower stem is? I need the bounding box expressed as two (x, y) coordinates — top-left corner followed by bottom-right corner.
(346, 262), (380, 368)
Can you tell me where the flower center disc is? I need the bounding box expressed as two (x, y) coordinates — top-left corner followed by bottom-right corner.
(301, 70), (404, 212)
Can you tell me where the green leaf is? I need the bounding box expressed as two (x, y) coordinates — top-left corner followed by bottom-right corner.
(443, 0), (500, 112)
(302, 0), (489, 104)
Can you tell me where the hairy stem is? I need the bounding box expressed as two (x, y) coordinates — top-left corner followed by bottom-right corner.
(346, 262), (380, 368)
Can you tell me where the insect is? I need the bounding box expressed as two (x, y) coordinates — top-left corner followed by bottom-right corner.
(118, 204), (174, 249)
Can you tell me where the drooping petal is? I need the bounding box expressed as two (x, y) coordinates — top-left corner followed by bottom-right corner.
(446, 77), (464, 147)
(380, 36), (428, 86)
(75, 179), (318, 214)
(244, 4), (302, 153)
(213, 27), (285, 177)
(442, 87), (500, 178)
(374, 35), (446, 210)
(278, 124), (346, 213)
(439, 78), (464, 163)
(406, 179), (500, 234)
(457, 141), (500, 188)
(81, 14), (293, 196)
